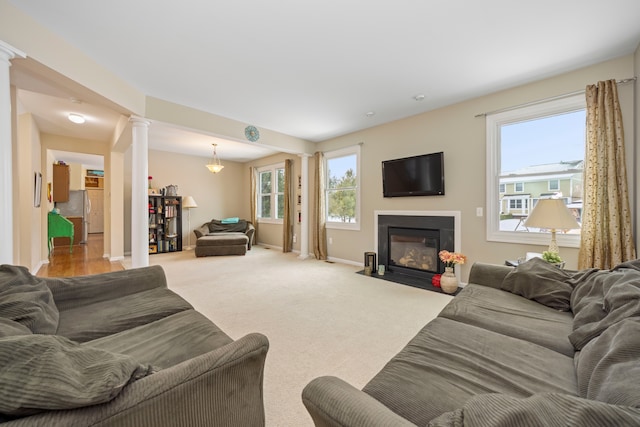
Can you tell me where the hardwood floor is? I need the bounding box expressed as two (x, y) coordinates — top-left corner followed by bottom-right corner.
(37, 233), (125, 278)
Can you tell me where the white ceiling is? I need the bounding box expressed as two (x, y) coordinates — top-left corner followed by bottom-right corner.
(8, 1), (640, 167)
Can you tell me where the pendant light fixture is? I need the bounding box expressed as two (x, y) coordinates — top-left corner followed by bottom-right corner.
(206, 143), (224, 173)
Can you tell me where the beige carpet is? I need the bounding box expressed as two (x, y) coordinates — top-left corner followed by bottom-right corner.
(127, 246), (453, 426)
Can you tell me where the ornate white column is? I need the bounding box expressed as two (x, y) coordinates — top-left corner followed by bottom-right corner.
(0, 41), (25, 264)
(130, 117), (150, 268)
(298, 154), (311, 260)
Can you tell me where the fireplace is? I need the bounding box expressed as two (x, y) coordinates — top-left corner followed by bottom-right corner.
(376, 212), (457, 290)
(388, 227), (440, 276)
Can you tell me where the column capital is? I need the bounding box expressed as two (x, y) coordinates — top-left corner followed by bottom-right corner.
(0, 40), (26, 64)
(298, 153), (313, 158)
(129, 116), (151, 127)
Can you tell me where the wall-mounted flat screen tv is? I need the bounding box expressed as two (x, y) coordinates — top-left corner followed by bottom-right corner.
(382, 151), (445, 197)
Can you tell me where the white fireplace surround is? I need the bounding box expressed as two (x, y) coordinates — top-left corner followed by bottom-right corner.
(374, 210), (462, 283)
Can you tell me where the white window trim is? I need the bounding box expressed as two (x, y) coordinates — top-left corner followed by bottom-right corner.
(548, 179), (560, 191)
(325, 145), (361, 231)
(486, 94), (584, 248)
(514, 182), (524, 192)
(257, 163), (284, 225)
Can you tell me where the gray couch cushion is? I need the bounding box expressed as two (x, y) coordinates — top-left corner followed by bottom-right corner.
(85, 309), (233, 370)
(574, 317), (640, 407)
(56, 287), (193, 342)
(0, 265), (59, 334)
(439, 283), (574, 356)
(500, 258), (574, 311)
(362, 317), (577, 426)
(570, 263), (640, 350)
(0, 334), (153, 417)
(0, 318), (32, 337)
(428, 392), (640, 427)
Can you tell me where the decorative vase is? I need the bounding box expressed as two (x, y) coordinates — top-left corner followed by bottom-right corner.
(440, 267), (458, 294)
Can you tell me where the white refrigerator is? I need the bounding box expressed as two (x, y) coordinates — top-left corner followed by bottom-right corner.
(55, 190), (91, 243)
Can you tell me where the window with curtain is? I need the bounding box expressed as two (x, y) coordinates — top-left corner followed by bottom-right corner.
(486, 94), (585, 247)
(325, 145), (360, 230)
(257, 163), (285, 223)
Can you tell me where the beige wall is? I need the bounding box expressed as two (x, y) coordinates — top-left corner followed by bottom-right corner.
(15, 113), (42, 271)
(244, 153), (302, 251)
(316, 55), (637, 280)
(123, 149), (248, 253)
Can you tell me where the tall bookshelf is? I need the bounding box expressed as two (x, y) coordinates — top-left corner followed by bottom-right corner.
(148, 195), (182, 254)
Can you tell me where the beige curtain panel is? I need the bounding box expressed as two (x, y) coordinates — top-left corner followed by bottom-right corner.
(250, 167), (258, 244)
(313, 152), (328, 260)
(283, 159), (292, 253)
(578, 79), (636, 269)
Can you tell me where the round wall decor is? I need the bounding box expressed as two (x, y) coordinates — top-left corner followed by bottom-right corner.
(245, 125), (260, 142)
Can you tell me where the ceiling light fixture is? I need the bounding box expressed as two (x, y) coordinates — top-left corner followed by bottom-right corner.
(365, 111), (375, 118)
(205, 143), (224, 173)
(68, 113), (85, 124)
(414, 94), (425, 101)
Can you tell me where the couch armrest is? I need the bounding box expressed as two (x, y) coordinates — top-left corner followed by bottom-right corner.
(302, 376), (417, 427)
(246, 222), (255, 250)
(468, 262), (512, 290)
(6, 333), (269, 427)
(43, 266), (167, 311)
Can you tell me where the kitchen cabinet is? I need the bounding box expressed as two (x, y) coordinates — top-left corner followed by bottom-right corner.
(52, 164), (70, 202)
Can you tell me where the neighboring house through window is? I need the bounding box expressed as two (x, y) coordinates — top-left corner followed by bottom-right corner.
(486, 94), (585, 247)
(325, 145), (361, 230)
(257, 163), (285, 223)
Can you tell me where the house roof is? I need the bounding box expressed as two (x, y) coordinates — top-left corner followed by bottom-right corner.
(501, 160), (584, 178)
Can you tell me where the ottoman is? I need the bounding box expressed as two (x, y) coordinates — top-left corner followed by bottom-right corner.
(195, 233), (249, 257)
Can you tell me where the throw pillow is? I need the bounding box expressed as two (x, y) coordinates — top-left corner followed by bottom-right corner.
(0, 334), (154, 416)
(0, 265), (59, 334)
(194, 224), (210, 239)
(500, 257), (573, 311)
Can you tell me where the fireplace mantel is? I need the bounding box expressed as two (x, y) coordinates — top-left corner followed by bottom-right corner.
(374, 210), (462, 283)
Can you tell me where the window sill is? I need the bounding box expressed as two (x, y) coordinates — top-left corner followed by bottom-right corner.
(258, 218), (283, 225)
(326, 222), (360, 231)
(487, 230), (580, 248)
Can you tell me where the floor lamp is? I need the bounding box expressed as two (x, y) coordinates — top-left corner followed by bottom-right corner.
(183, 196), (198, 250)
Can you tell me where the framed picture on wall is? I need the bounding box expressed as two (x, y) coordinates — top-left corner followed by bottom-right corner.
(34, 172), (42, 207)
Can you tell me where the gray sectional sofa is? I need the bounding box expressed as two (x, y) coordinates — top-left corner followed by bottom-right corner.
(0, 265), (269, 426)
(302, 258), (640, 426)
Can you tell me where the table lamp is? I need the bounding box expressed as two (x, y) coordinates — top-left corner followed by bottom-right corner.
(524, 198), (580, 255)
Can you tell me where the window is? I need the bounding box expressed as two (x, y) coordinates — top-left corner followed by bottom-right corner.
(486, 94), (585, 247)
(325, 145), (361, 230)
(257, 163), (285, 223)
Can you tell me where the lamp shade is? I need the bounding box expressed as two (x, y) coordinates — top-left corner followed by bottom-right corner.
(183, 196), (198, 209)
(524, 199), (580, 230)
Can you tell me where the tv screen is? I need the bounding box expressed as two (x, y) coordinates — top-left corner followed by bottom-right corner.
(382, 152), (445, 197)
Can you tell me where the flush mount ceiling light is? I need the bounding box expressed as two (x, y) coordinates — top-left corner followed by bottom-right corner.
(205, 143), (224, 173)
(68, 113), (85, 124)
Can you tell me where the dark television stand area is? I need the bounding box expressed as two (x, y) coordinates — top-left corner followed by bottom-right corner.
(358, 267), (461, 295)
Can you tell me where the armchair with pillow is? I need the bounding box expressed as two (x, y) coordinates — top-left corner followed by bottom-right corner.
(193, 218), (255, 257)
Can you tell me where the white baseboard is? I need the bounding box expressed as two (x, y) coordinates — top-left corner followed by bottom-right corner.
(327, 256), (362, 267)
